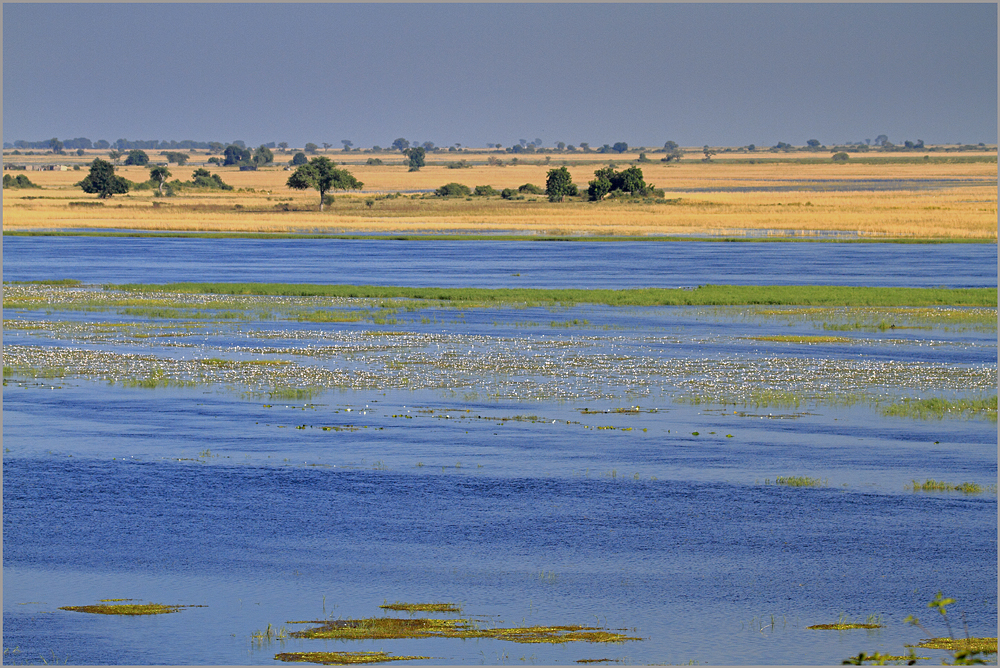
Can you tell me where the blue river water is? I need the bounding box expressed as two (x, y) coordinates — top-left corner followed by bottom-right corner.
(2, 238), (997, 665)
(2, 236), (996, 287)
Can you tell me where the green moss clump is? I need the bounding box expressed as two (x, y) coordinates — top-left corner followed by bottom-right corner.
(776, 476), (824, 487)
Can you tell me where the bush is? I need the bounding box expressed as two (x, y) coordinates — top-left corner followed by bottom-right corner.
(366, 158), (383, 165)
(123, 149), (150, 166)
(435, 182), (471, 197)
(473, 185), (497, 196)
(446, 160), (471, 169)
(500, 188), (518, 199)
(832, 152), (850, 162)
(517, 183), (544, 194)
(3, 173), (40, 189)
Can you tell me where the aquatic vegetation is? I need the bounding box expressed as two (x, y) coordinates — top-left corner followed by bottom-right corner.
(906, 479), (993, 494)
(912, 637), (997, 653)
(108, 282), (998, 308)
(743, 335), (852, 344)
(808, 612), (884, 630)
(882, 395), (997, 421)
(274, 651), (432, 665)
(59, 602), (192, 615)
(775, 476), (825, 487)
(289, 616), (641, 644)
(379, 602), (462, 613)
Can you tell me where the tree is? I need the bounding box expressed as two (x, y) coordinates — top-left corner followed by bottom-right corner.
(304, 142), (319, 154)
(556, 142), (566, 151)
(702, 145), (716, 161)
(435, 182), (471, 197)
(612, 142), (629, 154)
(874, 134), (889, 147)
(223, 145), (251, 166)
(392, 138), (410, 152)
(78, 158), (130, 198)
(163, 151), (189, 165)
(831, 152), (850, 162)
(404, 146), (425, 171)
(124, 149), (150, 166)
(253, 145), (274, 167)
(290, 152), (308, 166)
(588, 170), (613, 201)
(278, 142), (289, 151)
(322, 142), (333, 150)
(108, 150), (122, 165)
(663, 141), (679, 153)
(49, 137), (64, 153)
(286, 156), (363, 211)
(341, 140), (353, 151)
(579, 142), (591, 152)
(806, 139), (821, 149)
(545, 166), (577, 202)
(422, 141), (435, 152)
(587, 165), (651, 200)
(148, 165), (172, 195)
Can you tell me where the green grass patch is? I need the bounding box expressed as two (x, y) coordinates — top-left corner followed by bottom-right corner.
(379, 602), (462, 613)
(912, 637), (997, 653)
(882, 396), (997, 421)
(808, 613), (884, 630)
(775, 475), (825, 487)
(106, 283), (998, 308)
(275, 652), (432, 665)
(907, 479), (994, 494)
(743, 335), (853, 343)
(59, 603), (191, 615)
(288, 617), (640, 644)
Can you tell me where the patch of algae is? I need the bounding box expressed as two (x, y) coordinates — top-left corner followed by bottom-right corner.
(912, 637), (997, 653)
(378, 602), (462, 613)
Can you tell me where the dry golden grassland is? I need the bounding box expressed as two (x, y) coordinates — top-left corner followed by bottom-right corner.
(3, 150), (996, 238)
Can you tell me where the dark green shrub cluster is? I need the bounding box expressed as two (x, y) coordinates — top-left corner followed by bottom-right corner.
(3, 173), (40, 189)
(473, 185), (497, 196)
(587, 165), (655, 201)
(435, 182), (471, 197)
(517, 183), (544, 194)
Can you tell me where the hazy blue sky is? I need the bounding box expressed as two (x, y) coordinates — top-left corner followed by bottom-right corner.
(4, 3), (997, 148)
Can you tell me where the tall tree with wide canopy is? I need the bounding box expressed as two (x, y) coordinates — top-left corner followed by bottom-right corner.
(77, 158), (130, 198)
(148, 165), (171, 195)
(286, 156), (363, 211)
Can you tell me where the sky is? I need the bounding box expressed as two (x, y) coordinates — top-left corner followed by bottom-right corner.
(3, 3), (997, 149)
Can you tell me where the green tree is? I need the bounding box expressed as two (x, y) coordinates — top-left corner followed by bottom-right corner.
(286, 156), (363, 211)
(108, 150), (122, 165)
(612, 142), (629, 154)
(278, 142), (289, 151)
(290, 152), (308, 166)
(253, 145), (274, 167)
(545, 166), (577, 202)
(162, 151), (189, 165)
(124, 149), (150, 166)
(832, 152), (850, 162)
(304, 142), (319, 154)
(404, 146), (426, 171)
(341, 140), (353, 151)
(806, 139), (821, 149)
(148, 165), (172, 196)
(392, 138), (410, 152)
(49, 137), (64, 153)
(77, 158), (130, 198)
(223, 145), (251, 166)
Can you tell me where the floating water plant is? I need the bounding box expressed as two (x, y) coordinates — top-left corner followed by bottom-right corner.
(288, 617), (641, 644)
(378, 602), (462, 613)
(883, 395), (997, 421)
(59, 602), (195, 615)
(275, 651), (431, 665)
(775, 476), (825, 487)
(807, 613), (884, 630)
(907, 479), (991, 494)
(912, 637), (997, 653)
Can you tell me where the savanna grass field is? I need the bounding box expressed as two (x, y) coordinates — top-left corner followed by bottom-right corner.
(3, 147), (997, 239)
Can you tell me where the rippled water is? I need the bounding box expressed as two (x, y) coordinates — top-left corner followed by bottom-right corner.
(2, 236), (996, 287)
(3, 240), (997, 665)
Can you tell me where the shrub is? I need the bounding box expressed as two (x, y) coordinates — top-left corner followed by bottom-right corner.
(500, 188), (518, 199)
(517, 183), (544, 194)
(366, 158), (383, 165)
(473, 184), (497, 196)
(832, 152), (850, 162)
(435, 182), (471, 197)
